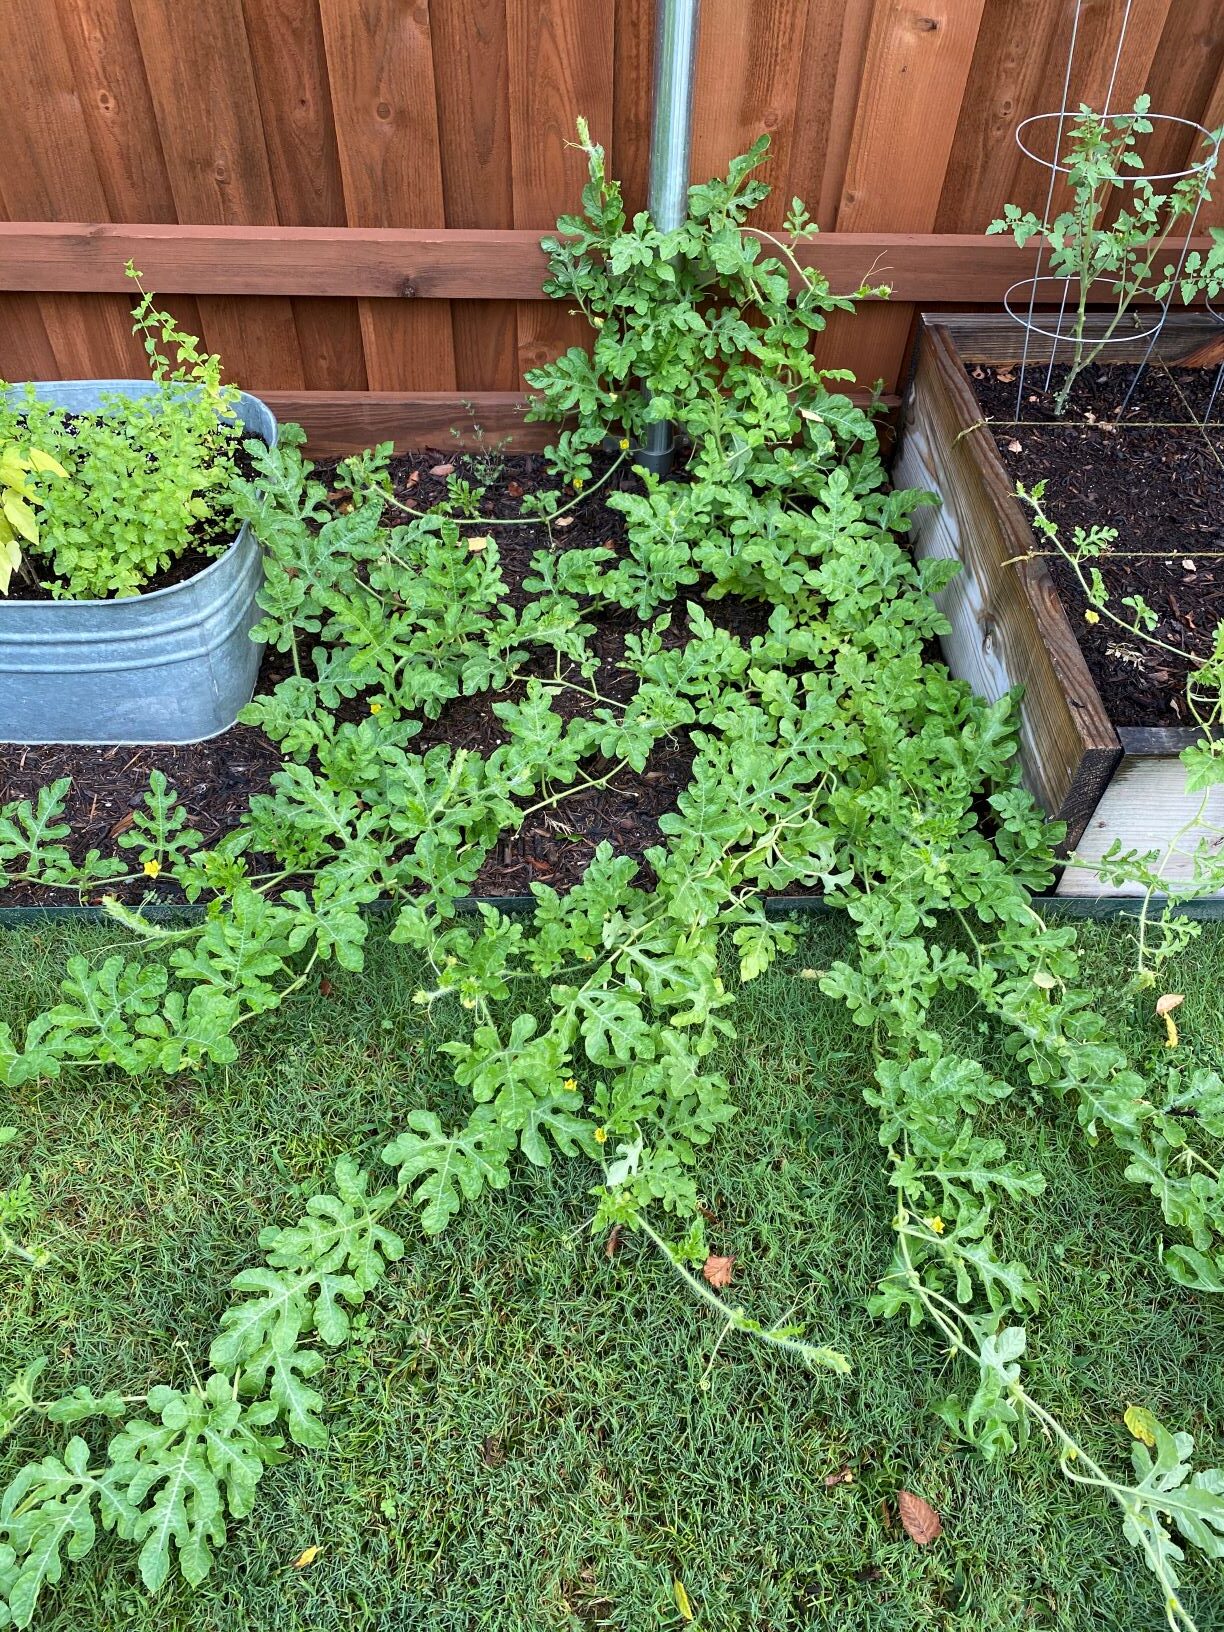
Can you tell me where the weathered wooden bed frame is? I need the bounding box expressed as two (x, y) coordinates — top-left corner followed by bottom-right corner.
(893, 311), (1224, 898)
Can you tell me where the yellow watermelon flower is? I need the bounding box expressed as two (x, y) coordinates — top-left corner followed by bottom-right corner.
(594, 1126), (608, 1145)
(923, 1215), (946, 1236)
(142, 859), (161, 879)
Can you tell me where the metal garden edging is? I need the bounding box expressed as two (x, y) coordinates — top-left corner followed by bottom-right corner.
(2, 894), (1220, 931)
(0, 381), (276, 747)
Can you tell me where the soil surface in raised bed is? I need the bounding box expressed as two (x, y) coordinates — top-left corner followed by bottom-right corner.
(971, 362), (1224, 727)
(0, 449), (781, 910)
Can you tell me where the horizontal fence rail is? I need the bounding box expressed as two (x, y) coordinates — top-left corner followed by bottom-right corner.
(3, 224), (1220, 304)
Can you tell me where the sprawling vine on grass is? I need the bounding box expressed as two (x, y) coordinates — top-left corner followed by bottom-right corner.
(1, 130), (1223, 1627)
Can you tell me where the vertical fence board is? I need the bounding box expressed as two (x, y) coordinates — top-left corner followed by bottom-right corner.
(827, 0), (987, 391)
(320, 0), (456, 394)
(431, 0), (517, 391)
(52, 0), (208, 365)
(508, 0), (615, 381)
(1142, 3), (1224, 231)
(689, 0), (810, 227)
(242, 0), (367, 390)
(786, 0), (873, 230)
(0, 0), (142, 377)
(131, 0), (307, 388)
(612, 0), (654, 216)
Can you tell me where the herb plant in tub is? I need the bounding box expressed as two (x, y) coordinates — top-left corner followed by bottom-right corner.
(0, 266), (276, 747)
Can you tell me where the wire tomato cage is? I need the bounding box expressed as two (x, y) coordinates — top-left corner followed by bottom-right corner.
(1004, 0), (1224, 423)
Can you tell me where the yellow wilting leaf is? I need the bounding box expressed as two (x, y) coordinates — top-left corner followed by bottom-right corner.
(292, 1545), (320, 1569)
(1156, 993), (1184, 1049)
(1031, 970), (1056, 991)
(673, 1579), (694, 1621)
(1125, 1405), (1159, 1448)
(467, 536), (491, 553)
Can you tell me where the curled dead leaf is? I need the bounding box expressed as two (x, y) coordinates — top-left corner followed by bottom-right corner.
(898, 1490), (942, 1545)
(702, 1253), (735, 1290)
(1007, 438), (1023, 453)
(107, 810), (136, 840)
(824, 1464), (855, 1488)
(1157, 991), (1184, 1049)
(429, 462), (454, 477)
(554, 515), (575, 528)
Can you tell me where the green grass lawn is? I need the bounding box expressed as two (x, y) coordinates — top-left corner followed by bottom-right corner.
(1, 917), (1222, 1632)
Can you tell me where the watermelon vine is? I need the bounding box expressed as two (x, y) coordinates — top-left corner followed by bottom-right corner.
(2, 129), (1223, 1627)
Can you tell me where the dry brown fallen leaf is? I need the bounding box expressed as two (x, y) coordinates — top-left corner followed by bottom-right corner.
(824, 1465), (855, 1488)
(429, 462), (454, 477)
(898, 1490), (942, 1545)
(1007, 438), (1023, 453)
(319, 975), (333, 998)
(107, 810), (136, 839)
(604, 1223), (623, 1259)
(507, 481), (524, 498)
(702, 1253), (735, 1289)
(405, 469), (420, 490)
(554, 515), (575, 528)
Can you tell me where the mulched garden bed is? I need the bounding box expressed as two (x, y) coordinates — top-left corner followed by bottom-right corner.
(971, 361), (1224, 727)
(1, 448), (772, 909)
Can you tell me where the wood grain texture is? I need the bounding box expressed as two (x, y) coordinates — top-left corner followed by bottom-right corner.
(689, 0), (810, 228)
(241, 0), (365, 389)
(508, 0), (614, 379)
(894, 319), (1121, 848)
(260, 389), (553, 454)
(430, 0), (517, 389)
(7, 2), (1224, 393)
(830, 2), (987, 391)
(130, 0), (306, 388)
(12, 224), (1219, 301)
(788, 0), (874, 229)
(612, 0), (654, 216)
(1056, 756), (1224, 898)
(319, 0), (456, 390)
(0, 0), (142, 376)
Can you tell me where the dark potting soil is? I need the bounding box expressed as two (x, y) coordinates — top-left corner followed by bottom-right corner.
(0, 448), (774, 910)
(11, 434), (255, 602)
(970, 362), (1224, 727)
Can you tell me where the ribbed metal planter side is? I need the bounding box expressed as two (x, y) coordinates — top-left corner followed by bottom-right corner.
(0, 381), (276, 746)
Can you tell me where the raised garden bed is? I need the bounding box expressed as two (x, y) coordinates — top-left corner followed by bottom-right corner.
(894, 309), (1224, 898)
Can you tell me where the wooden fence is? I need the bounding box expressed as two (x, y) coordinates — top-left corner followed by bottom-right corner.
(2, 0), (1223, 450)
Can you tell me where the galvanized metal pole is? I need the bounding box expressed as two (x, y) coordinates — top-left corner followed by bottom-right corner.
(638, 0), (701, 477)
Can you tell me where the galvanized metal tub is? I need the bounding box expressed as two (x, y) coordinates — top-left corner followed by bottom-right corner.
(0, 381), (276, 746)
